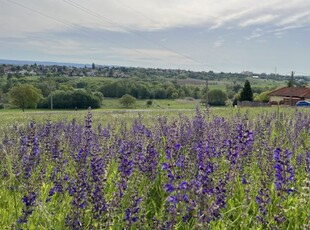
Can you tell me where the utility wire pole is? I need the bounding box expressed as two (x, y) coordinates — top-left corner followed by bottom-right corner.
(51, 92), (53, 110)
(47, 74), (54, 110)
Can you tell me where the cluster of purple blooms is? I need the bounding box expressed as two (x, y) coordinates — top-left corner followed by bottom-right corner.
(0, 108), (309, 229)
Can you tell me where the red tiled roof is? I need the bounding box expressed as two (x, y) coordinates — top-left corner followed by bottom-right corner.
(268, 87), (310, 98)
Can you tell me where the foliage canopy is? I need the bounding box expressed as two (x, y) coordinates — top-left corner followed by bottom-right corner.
(208, 89), (227, 106)
(240, 80), (253, 101)
(38, 90), (101, 109)
(119, 94), (136, 108)
(9, 84), (42, 111)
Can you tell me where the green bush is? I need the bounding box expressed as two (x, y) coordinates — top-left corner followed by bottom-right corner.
(38, 90), (101, 109)
(119, 94), (136, 108)
(201, 89), (227, 106)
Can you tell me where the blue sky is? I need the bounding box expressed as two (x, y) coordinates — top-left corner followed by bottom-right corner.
(1, 0), (310, 74)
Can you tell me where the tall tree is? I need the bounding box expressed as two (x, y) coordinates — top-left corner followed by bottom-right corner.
(9, 84), (43, 111)
(240, 80), (253, 101)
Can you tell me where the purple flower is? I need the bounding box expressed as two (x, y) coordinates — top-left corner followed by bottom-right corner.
(174, 143), (181, 151)
(165, 183), (174, 193)
(162, 162), (170, 170)
(124, 197), (142, 226)
(119, 158), (133, 177)
(167, 196), (178, 204)
(18, 192), (37, 224)
(165, 149), (171, 160)
(182, 194), (189, 203)
(306, 152), (310, 173)
(273, 148), (295, 194)
(22, 192), (36, 207)
(125, 209), (131, 221)
(179, 181), (188, 190)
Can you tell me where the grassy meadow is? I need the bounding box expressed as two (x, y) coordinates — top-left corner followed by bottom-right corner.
(0, 106), (309, 229)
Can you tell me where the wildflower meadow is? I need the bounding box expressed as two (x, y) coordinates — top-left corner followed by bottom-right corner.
(0, 108), (309, 229)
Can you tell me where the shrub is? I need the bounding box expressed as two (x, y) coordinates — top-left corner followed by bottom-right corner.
(201, 89), (227, 106)
(146, 100), (153, 107)
(38, 90), (101, 109)
(119, 94), (136, 108)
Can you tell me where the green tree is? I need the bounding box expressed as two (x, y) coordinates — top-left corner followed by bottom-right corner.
(9, 84), (43, 111)
(166, 85), (177, 99)
(38, 90), (101, 109)
(93, 91), (104, 105)
(153, 88), (167, 99)
(254, 91), (270, 102)
(295, 79), (307, 87)
(240, 80), (253, 101)
(119, 94), (136, 108)
(203, 89), (227, 106)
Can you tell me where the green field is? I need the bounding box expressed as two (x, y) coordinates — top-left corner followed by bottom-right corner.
(0, 106), (306, 131)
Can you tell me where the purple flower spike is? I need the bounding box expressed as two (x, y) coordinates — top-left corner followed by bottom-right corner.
(273, 148), (295, 194)
(162, 162), (170, 170)
(174, 143), (181, 151)
(165, 183), (174, 193)
(167, 196), (178, 204)
(179, 181), (187, 190)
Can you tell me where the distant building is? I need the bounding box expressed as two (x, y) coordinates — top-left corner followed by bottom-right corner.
(242, 71), (253, 76)
(268, 87), (310, 105)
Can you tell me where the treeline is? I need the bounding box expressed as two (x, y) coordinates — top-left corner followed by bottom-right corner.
(1, 63), (307, 110)
(0, 75), (205, 110)
(98, 79), (202, 99)
(1, 77), (274, 111)
(2, 63), (308, 82)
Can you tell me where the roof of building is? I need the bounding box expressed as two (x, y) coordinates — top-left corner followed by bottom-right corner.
(268, 87), (310, 98)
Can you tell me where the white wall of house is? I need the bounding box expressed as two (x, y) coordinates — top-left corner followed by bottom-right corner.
(269, 96), (283, 102)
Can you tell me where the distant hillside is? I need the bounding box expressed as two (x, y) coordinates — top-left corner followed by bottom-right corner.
(0, 59), (91, 68)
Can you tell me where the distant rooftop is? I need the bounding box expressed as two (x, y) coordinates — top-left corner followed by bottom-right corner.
(268, 87), (310, 98)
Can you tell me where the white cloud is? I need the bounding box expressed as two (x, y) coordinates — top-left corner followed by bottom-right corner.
(273, 31), (285, 38)
(245, 28), (264, 40)
(1, 0), (310, 38)
(273, 24), (305, 32)
(278, 12), (310, 26)
(214, 37), (224, 47)
(25, 39), (106, 55)
(110, 47), (192, 64)
(1, 0), (310, 73)
(240, 15), (278, 27)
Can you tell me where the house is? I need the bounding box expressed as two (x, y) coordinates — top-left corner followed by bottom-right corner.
(268, 87), (310, 105)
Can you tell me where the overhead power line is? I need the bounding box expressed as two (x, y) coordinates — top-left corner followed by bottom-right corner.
(6, 0), (166, 63)
(62, 0), (217, 70)
(115, 0), (159, 25)
(6, 0), (233, 72)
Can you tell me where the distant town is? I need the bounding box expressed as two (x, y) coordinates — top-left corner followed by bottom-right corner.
(0, 59), (309, 82)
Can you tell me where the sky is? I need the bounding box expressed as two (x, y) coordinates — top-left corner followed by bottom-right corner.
(1, 0), (310, 75)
